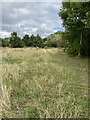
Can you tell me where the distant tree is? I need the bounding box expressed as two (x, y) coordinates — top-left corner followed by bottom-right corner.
(10, 32), (25, 48)
(45, 32), (65, 48)
(47, 34), (57, 47)
(43, 38), (47, 42)
(2, 38), (10, 47)
(0, 38), (2, 47)
(17, 37), (25, 48)
(30, 34), (35, 47)
(30, 34), (43, 48)
(22, 34), (31, 47)
(42, 37), (47, 48)
(35, 34), (43, 47)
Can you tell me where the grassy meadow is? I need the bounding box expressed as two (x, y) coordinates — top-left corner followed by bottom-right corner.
(1, 47), (88, 118)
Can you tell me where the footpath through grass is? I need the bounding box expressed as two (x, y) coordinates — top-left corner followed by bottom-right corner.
(1, 48), (88, 118)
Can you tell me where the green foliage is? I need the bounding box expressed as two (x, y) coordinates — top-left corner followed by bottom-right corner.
(45, 34), (57, 47)
(42, 37), (47, 48)
(17, 38), (25, 48)
(26, 107), (39, 118)
(59, 2), (90, 56)
(10, 32), (25, 48)
(2, 38), (10, 47)
(22, 34), (31, 47)
(22, 34), (45, 48)
(1, 31), (66, 49)
(67, 41), (80, 56)
(30, 34), (43, 48)
(0, 38), (2, 47)
(46, 32), (66, 48)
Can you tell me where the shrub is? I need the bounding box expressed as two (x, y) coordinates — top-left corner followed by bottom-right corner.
(2, 38), (10, 47)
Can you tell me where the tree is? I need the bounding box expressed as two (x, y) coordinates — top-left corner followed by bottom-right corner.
(2, 38), (10, 47)
(30, 34), (35, 47)
(22, 34), (31, 47)
(0, 38), (2, 47)
(35, 34), (43, 48)
(59, 2), (90, 56)
(42, 37), (47, 48)
(45, 31), (65, 48)
(10, 32), (25, 48)
(30, 34), (43, 48)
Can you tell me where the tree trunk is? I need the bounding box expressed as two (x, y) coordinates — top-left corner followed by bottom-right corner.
(78, 32), (82, 57)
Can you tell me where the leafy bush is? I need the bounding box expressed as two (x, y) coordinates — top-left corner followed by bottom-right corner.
(45, 32), (66, 48)
(2, 38), (10, 47)
(10, 32), (25, 48)
(22, 34), (31, 47)
(67, 41), (80, 56)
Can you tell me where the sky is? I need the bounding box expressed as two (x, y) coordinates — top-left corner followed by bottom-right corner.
(0, 1), (64, 38)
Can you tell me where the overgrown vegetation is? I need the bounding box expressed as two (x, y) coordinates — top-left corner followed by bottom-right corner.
(0, 1), (89, 119)
(59, 2), (90, 56)
(1, 31), (64, 49)
(2, 48), (88, 118)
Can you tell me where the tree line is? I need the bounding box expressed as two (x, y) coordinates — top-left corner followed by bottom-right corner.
(1, 31), (65, 48)
(1, 32), (46, 48)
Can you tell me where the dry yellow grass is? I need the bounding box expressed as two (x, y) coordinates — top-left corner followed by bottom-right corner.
(1, 47), (88, 118)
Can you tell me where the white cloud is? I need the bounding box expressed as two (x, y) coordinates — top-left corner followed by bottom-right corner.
(41, 23), (46, 28)
(14, 8), (30, 14)
(32, 28), (38, 32)
(1, 2), (63, 38)
(2, 0), (62, 2)
(0, 31), (11, 38)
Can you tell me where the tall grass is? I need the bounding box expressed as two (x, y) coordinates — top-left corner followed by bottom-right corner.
(1, 47), (88, 118)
